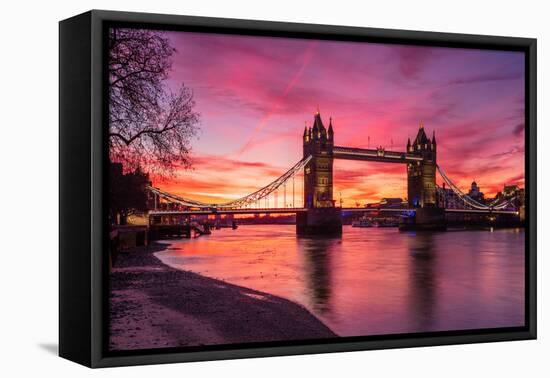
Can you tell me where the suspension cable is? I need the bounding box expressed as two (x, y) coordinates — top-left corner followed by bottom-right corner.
(436, 164), (516, 210)
(147, 155), (312, 209)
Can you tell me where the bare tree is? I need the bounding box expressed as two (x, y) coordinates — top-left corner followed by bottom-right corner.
(108, 28), (200, 176)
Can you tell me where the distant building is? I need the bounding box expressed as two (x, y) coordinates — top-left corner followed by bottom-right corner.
(467, 180), (485, 202)
(500, 184), (525, 209)
(437, 183), (462, 209)
(110, 162), (152, 224)
(503, 184), (520, 198)
(477, 183), (525, 216)
(379, 198), (406, 208)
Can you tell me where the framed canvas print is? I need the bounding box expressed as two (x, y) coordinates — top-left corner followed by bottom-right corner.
(59, 10), (536, 368)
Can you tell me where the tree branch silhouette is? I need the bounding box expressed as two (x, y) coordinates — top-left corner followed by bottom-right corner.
(108, 28), (200, 177)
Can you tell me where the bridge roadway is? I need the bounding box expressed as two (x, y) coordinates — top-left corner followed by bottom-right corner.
(149, 207), (518, 216)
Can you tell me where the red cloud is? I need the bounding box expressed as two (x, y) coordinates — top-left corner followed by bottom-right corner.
(145, 31), (525, 205)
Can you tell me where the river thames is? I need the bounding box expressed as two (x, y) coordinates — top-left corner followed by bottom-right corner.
(156, 225), (525, 337)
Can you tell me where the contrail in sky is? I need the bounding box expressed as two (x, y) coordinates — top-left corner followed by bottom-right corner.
(236, 40), (318, 157)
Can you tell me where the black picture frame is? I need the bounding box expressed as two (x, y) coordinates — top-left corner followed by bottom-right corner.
(59, 9), (537, 368)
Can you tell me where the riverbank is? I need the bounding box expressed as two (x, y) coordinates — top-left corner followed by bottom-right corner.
(109, 242), (336, 351)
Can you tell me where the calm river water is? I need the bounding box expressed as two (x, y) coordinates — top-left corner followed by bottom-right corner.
(156, 225), (525, 337)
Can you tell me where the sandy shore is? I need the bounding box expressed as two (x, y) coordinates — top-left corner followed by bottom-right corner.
(109, 242), (336, 351)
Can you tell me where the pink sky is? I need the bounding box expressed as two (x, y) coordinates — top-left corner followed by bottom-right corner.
(155, 31), (525, 206)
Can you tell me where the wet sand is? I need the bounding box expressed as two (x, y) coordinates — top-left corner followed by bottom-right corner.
(109, 242), (336, 351)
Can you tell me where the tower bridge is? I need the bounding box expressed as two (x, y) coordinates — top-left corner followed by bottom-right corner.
(146, 111), (521, 234)
(299, 112), (441, 234)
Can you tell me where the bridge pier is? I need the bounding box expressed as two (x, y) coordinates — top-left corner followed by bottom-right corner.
(399, 207), (446, 231)
(297, 208), (342, 236)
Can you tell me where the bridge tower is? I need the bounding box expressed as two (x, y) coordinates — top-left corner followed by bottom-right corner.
(298, 111), (342, 236)
(403, 123), (446, 230)
(303, 111), (335, 208)
(407, 122), (437, 208)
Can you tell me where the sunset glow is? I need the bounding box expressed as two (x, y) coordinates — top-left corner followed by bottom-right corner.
(156, 31), (525, 206)
(104, 25), (529, 354)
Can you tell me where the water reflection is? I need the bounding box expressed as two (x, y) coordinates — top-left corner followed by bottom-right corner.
(299, 237), (339, 314)
(406, 232), (437, 331)
(156, 225), (525, 337)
